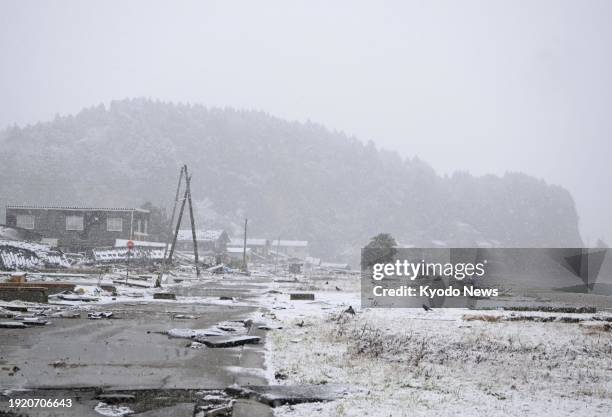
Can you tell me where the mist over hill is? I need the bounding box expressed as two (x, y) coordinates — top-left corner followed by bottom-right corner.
(0, 98), (582, 261)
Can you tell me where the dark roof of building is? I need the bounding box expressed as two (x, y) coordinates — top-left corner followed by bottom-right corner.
(6, 205), (150, 213)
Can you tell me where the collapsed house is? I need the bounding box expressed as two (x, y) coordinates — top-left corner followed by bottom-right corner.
(175, 229), (230, 256)
(0, 239), (70, 270)
(227, 246), (251, 262)
(270, 239), (309, 259)
(5, 205), (151, 251)
(228, 238), (269, 259)
(227, 238), (310, 261)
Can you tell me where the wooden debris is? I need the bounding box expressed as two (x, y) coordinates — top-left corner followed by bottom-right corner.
(153, 293), (176, 300)
(290, 293), (314, 301)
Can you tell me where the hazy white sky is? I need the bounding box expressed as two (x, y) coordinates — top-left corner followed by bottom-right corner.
(1, 0), (611, 243)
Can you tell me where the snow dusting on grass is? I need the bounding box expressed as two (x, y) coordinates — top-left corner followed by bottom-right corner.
(261, 274), (612, 417)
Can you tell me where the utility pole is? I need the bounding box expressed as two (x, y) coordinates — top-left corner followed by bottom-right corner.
(274, 236), (280, 273)
(126, 248), (131, 284)
(184, 166), (200, 277)
(166, 164), (200, 275)
(156, 166), (185, 288)
(242, 218), (248, 272)
(163, 166), (185, 262)
(167, 179), (188, 263)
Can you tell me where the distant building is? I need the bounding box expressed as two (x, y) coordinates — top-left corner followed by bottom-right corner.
(228, 238), (309, 260)
(304, 256), (321, 268)
(175, 229), (230, 255)
(270, 239), (309, 259)
(5, 205), (150, 250)
(228, 238), (270, 258)
(320, 262), (351, 272)
(227, 246), (251, 262)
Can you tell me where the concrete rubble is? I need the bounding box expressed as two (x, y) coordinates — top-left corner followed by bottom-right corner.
(195, 335), (261, 348)
(88, 311), (114, 319)
(153, 292), (176, 300)
(289, 293), (315, 300)
(51, 292), (99, 302)
(95, 393), (137, 403)
(0, 321), (27, 328)
(225, 383), (354, 407)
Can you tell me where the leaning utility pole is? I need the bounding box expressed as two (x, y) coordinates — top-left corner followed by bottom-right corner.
(163, 166), (185, 262)
(167, 177), (189, 263)
(242, 218), (248, 272)
(158, 164), (201, 284)
(184, 165), (200, 276)
(156, 166), (185, 287)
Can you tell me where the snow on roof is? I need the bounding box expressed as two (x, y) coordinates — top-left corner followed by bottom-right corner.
(177, 229), (227, 241)
(227, 247), (251, 253)
(228, 238), (268, 246)
(0, 239), (51, 253)
(320, 262), (351, 270)
(6, 205), (149, 213)
(305, 256), (321, 265)
(271, 240), (308, 247)
(0, 239), (70, 269)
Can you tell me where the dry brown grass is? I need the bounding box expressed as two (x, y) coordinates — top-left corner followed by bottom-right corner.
(579, 321), (611, 334)
(462, 314), (502, 323)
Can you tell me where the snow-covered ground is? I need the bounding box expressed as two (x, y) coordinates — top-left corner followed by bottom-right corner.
(248, 272), (612, 417)
(2, 267), (611, 416)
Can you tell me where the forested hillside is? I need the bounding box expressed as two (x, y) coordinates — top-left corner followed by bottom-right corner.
(0, 98), (582, 261)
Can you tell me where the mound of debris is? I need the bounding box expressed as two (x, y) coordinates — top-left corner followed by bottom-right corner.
(0, 239), (70, 270)
(167, 320), (249, 340)
(93, 247), (165, 263)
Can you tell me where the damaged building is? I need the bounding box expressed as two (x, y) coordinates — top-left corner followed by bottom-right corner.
(175, 229), (230, 256)
(5, 205), (151, 251)
(270, 239), (309, 259)
(227, 238), (310, 261)
(228, 238), (270, 258)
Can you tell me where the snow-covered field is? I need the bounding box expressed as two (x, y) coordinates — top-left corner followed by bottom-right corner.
(253, 273), (612, 417)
